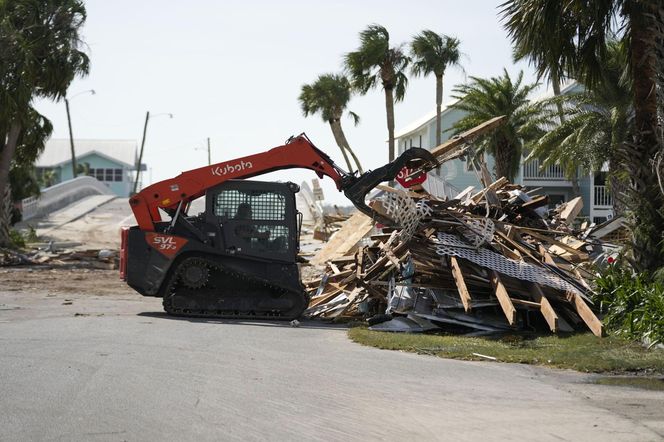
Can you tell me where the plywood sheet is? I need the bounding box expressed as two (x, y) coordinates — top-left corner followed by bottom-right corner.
(310, 212), (374, 265)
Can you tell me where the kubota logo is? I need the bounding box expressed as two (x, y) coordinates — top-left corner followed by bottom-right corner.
(211, 160), (253, 176)
(146, 233), (188, 258)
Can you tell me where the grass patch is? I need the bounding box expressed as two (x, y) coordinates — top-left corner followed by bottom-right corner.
(595, 376), (664, 390)
(348, 327), (664, 373)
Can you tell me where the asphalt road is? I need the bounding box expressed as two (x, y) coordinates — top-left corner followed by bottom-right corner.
(1, 287), (663, 441)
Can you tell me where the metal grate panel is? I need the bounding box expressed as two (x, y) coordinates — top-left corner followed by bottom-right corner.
(434, 232), (581, 294)
(215, 189), (286, 221)
(382, 192), (431, 241)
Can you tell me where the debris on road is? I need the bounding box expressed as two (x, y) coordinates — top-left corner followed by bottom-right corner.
(0, 246), (118, 270)
(304, 180), (605, 337)
(303, 118), (609, 337)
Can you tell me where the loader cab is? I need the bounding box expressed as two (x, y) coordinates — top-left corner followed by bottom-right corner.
(204, 180), (300, 263)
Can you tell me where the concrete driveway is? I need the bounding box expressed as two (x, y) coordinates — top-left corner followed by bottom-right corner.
(1, 284), (663, 441)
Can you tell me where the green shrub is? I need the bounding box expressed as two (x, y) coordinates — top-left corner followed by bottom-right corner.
(25, 226), (38, 243)
(594, 265), (664, 348)
(8, 229), (25, 248)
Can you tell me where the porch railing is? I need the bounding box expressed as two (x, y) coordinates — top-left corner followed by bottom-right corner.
(522, 158), (566, 180)
(593, 185), (613, 207)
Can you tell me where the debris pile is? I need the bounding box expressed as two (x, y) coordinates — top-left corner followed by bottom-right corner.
(304, 179), (605, 337)
(0, 245), (118, 270)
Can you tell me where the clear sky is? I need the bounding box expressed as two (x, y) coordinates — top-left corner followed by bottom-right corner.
(34, 0), (536, 205)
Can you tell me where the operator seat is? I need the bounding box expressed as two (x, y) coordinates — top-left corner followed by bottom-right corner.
(236, 202), (252, 220)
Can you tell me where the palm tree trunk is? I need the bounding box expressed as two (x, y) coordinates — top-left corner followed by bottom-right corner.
(328, 120), (354, 173)
(0, 184), (12, 248)
(0, 121), (21, 247)
(626, 0), (664, 273)
(336, 124), (364, 173)
(550, 70), (565, 124)
(493, 138), (514, 182)
(435, 74), (443, 146)
(385, 87), (396, 162)
(551, 70), (580, 197)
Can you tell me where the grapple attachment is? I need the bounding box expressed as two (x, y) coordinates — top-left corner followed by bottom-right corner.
(342, 147), (438, 225)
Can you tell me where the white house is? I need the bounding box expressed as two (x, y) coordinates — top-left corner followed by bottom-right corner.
(394, 82), (614, 223)
(36, 139), (141, 197)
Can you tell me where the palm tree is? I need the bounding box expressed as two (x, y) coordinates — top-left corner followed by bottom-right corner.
(529, 40), (632, 212)
(345, 24), (409, 162)
(410, 31), (462, 147)
(499, 0), (663, 273)
(299, 74), (363, 173)
(450, 69), (547, 182)
(0, 0), (89, 246)
(500, 1), (581, 194)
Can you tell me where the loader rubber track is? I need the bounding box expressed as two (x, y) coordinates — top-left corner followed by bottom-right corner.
(162, 256), (309, 320)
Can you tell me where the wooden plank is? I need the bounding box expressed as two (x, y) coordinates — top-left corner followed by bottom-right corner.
(489, 271), (517, 326)
(375, 184), (423, 199)
(471, 177), (508, 204)
(559, 196), (583, 225)
(479, 164), (501, 206)
(511, 298), (541, 308)
(568, 291), (603, 337)
(449, 256), (472, 313)
(521, 195), (549, 210)
(310, 212), (373, 265)
(479, 162), (494, 188)
(521, 228), (589, 260)
(494, 242), (522, 261)
(329, 263), (341, 275)
(573, 268), (592, 291)
(384, 248), (401, 269)
(355, 246), (364, 279)
(495, 231), (540, 264)
(379, 230), (399, 249)
(327, 269), (353, 281)
(560, 235), (588, 250)
(363, 242), (409, 279)
(335, 287), (365, 317)
(308, 287), (344, 308)
(429, 116), (507, 160)
(538, 245), (556, 265)
(455, 186), (475, 202)
(330, 255), (356, 264)
(377, 251), (410, 280)
(531, 284), (559, 332)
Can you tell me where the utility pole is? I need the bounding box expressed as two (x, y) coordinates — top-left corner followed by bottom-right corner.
(64, 89), (95, 180)
(133, 111), (150, 194)
(65, 98), (77, 178)
(132, 111), (172, 194)
(207, 137), (211, 165)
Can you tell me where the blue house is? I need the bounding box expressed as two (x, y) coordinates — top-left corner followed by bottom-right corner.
(36, 139), (140, 197)
(394, 82), (614, 224)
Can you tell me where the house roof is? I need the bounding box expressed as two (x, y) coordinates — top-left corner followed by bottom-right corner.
(394, 99), (459, 139)
(37, 139), (138, 168)
(530, 79), (581, 102)
(395, 80), (582, 141)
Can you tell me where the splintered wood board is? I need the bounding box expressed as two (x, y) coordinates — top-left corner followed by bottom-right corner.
(429, 116), (507, 160)
(450, 256), (472, 313)
(568, 291), (604, 337)
(310, 212), (374, 265)
(559, 196), (583, 224)
(490, 271), (517, 326)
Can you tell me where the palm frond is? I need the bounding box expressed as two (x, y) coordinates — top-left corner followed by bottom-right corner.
(347, 111), (360, 126)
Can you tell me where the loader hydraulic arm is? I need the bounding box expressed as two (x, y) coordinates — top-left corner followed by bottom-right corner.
(130, 134), (437, 231)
